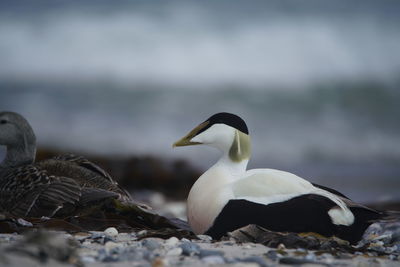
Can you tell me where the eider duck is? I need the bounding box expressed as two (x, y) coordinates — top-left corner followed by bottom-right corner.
(173, 112), (383, 244)
(0, 111), (132, 218)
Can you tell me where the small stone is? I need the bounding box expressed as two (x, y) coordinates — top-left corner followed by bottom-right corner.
(199, 249), (224, 258)
(237, 256), (268, 267)
(197, 235), (212, 242)
(104, 227), (118, 237)
(102, 255), (119, 262)
(16, 218), (33, 227)
(202, 255), (225, 264)
(265, 250), (280, 261)
(180, 241), (201, 256)
(305, 253), (316, 261)
(152, 257), (169, 267)
(142, 239), (161, 251)
(277, 243), (286, 250)
(166, 247), (182, 256)
(90, 232), (114, 245)
(165, 237), (179, 247)
(388, 254), (398, 261)
(137, 230), (148, 237)
(279, 257), (320, 265)
(105, 241), (123, 253)
(391, 231), (400, 243)
(81, 256), (96, 263)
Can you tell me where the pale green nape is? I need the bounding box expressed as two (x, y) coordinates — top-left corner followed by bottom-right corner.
(229, 130), (251, 162)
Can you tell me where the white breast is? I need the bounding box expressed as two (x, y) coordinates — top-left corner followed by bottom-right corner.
(187, 165), (234, 234)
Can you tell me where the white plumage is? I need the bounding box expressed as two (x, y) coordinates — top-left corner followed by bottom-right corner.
(174, 112), (382, 243)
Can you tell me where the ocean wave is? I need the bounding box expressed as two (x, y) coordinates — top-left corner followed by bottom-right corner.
(0, 1), (399, 89)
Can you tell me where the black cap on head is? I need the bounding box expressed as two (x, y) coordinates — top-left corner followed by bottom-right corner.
(199, 112), (249, 134)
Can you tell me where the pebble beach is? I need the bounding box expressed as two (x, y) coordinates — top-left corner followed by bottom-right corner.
(1, 217), (399, 267)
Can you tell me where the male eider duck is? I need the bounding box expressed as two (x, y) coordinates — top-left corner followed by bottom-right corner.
(173, 112), (383, 244)
(0, 111), (132, 218)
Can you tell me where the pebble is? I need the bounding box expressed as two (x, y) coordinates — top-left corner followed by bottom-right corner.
(142, 239), (161, 251)
(305, 253), (316, 261)
(199, 249), (224, 258)
(104, 227), (118, 237)
(91, 233), (114, 245)
(180, 241), (201, 256)
(201, 255), (225, 264)
(197, 235), (213, 242)
(236, 256), (268, 267)
(152, 257), (169, 267)
(279, 257), (321, 265)
(277, 243), (286, 250)
(166, 247), (182, 256)
(16, 218), (33, 227)
(105, 241), (123, 253)
(165, 237), (179, 247)
(81, 256), (96, 263)
(137, 230), (148, 237)
(391, 231), (400, 242)
(265, 250), (280, 261)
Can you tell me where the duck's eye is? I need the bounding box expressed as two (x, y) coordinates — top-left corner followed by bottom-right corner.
(0, 120), (8, 124)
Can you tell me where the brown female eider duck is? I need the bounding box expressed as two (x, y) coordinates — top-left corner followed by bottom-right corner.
(0, 111), (132, 218)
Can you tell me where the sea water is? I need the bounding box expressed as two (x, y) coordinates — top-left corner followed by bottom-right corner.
(0, 0), (399, 203)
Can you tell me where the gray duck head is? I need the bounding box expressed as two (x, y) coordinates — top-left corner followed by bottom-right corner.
(0, 111), (37, 167)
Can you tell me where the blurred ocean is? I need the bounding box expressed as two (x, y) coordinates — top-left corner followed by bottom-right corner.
(0, 0), (399, 202)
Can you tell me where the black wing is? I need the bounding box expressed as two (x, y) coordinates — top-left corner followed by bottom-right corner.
(205, 193), (380, 244)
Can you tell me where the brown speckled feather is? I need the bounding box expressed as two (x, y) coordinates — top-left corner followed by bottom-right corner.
(0, 155), (132, 218)
(50, 154), (133, 203)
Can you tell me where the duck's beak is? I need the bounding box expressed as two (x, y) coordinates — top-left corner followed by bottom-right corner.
(173, 121), (209, 147)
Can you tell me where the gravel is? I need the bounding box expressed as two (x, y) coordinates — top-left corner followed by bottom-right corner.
(0, 220), (399, 267)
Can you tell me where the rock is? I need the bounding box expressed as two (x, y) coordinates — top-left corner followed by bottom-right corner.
(236, 256), (268, 267)
(279, 257), (326, 265)
(5, 230), (81, 265)
(142, 239), (161, 251)
(166, 247), (182, 256)
(80, 256), (96, 263)
(277, 243), (286, 250)
(165, 237), (179, 247)
(265, 250), (280, 261)
(137, 230), (148, 237)
(201, 255), (225, 264)
(391, 231), (400, 243)
(90, 233), (114, 245)
(119, 249), (147, 262)
(16, 218), (33, 227)
(105, 241), (123, 253)
(179, 241), (201, 256)
(152, 257), (169, 267)
(197, 235), (212, 242)
(104, 227), (118, 237)
(199, 249), (224, 258)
